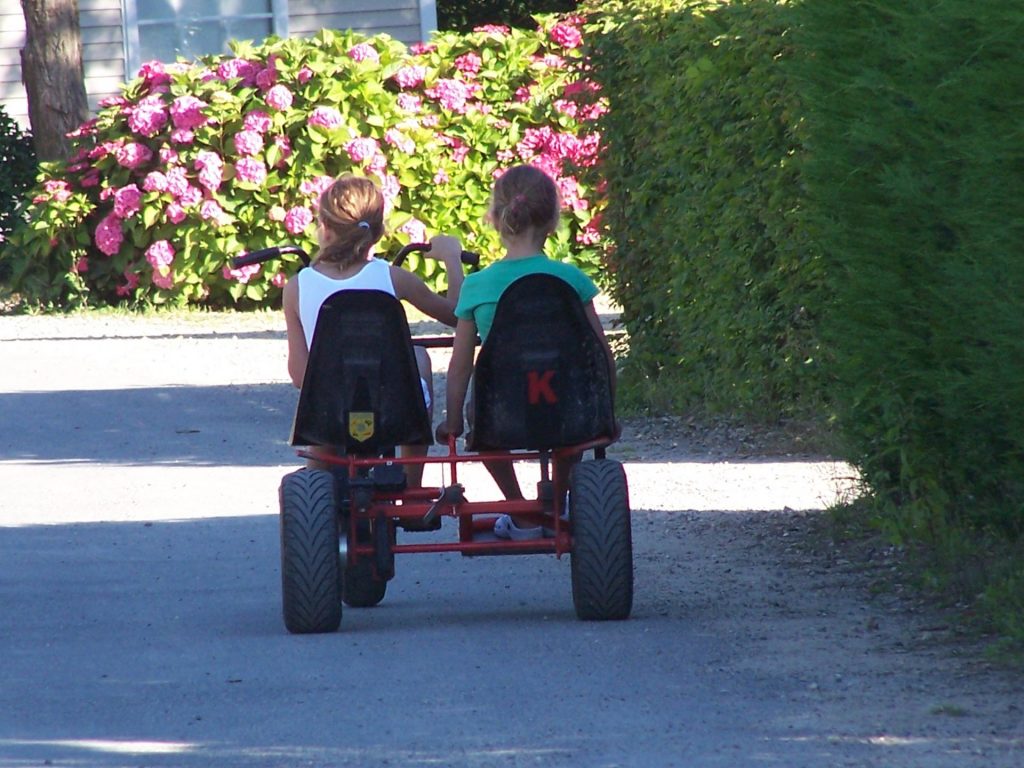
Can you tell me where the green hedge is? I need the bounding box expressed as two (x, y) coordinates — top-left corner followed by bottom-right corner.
(584, 0), (825, 420)
(587, 0), (1023, 640)
(794, 0), (1024, 615)
(0, 105), (36, 251)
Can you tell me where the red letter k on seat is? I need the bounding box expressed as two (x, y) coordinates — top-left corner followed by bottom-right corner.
(527, 370), (557, 404)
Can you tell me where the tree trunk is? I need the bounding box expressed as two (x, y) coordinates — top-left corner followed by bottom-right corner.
(20, 0), (89, 162)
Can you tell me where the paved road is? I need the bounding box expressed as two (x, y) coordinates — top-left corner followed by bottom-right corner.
(1, 314), (1017, 768)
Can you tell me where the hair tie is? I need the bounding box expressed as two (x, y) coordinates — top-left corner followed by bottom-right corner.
(357, 220), (371, 230)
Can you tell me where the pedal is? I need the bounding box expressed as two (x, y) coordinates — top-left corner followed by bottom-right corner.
(421, 483), (465, 527)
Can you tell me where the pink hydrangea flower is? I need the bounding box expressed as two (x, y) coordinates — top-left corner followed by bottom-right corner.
(409, 43), (436, 55)
(308, 106), (343, 129)
(454, 52), (482, 75)
(67, 119), (99, 139)
(265, 84), (293, 111)
(233, 129), (264, 156)
(234, 157), (267, 185)
(577, 213), (603, 245)
(554, 99), (578, 119)
(474, 24), (510, 35)
(177, 185), (202, 207)
(116, 269), (140, 297)
(43, 180), (72, 202)
(550, 21), (583, 49)
(127, 95), (168, 137)
(439, 134), (470, 163)
(152, 270), (175, 290)
(397, 217), (427, 243)
(377, 173), (401, 208)
(272, 135), (292, 166)
(348, 43), (379, 63)
(256, 66), (277, 91)
(159, 147), (179, 165)
(394, 65), (427, 89)
(222, 262), (261, 283)
(271, 271), (287, 288)
(115, 142), (153, 169)
(170, 129), (195, 144)
(242, 110), (272, 133)
(165, 202), (187, 224)
(200, 200), (229, 226)
(142, 171), (168, 192)
(299, 175), (334, 198)
(384, 129), (415, 154)
(194, 151), (224, 191)
(81, 169), (100, 188)
(425, 79), (477, 113)
(165, 166), (189, 197)
(297, 66), (313, 84)
(138, 61), (171, 88)
(99, 95), (128, 108)
(535, 53), (567, 69)
(145, 239), (175, 270)
(170, 95), (208, 130)
(73, 256), (89, 274)
(197, 166), (222, 192)
(284, 206), (313, 235)
(95, 214), (123, 256)
(344, 137), (380, 164)
(397, 93), (422, 112)
(217, 58), (259, 86)
(433, 168), (449, 185)
(113, 185), (142, 218)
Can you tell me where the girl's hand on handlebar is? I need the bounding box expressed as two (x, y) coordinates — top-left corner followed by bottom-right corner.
(424, 235), (462, 263)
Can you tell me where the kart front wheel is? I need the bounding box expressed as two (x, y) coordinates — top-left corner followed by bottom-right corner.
(279, 468), (342, 633)
(569, 459), (633, 621)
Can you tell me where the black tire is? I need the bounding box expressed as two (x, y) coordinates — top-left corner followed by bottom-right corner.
(343, 519), (387, 608)
(343, 560), (387, 607)
(569, 459), (633, 620)
(279, 469), (342, 633)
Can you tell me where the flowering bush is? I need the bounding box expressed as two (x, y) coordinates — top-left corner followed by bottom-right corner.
(4, 15), (606, 309)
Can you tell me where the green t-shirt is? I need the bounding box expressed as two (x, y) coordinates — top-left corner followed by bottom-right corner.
(454, 254), (599, 341)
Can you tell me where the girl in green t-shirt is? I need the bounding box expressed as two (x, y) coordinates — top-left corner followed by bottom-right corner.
(436, 164), (615, 540)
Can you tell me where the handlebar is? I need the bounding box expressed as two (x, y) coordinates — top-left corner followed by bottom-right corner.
(230, 242), (479, 271)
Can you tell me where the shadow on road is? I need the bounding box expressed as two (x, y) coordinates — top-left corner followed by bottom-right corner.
(0, 383), (298, 467)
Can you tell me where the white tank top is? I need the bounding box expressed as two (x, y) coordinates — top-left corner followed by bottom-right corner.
(296, 258), (396, 350)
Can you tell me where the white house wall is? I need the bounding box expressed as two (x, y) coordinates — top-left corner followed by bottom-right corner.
(1, 0), (432, 132)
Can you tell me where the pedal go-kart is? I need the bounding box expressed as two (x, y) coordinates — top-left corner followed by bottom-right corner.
(233, 242), (633, 633)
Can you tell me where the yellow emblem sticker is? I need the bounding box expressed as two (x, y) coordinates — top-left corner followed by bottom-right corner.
(348, 411), (375, 442)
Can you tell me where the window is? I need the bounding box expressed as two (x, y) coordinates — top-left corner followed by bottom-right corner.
(124, 0), (288, 75)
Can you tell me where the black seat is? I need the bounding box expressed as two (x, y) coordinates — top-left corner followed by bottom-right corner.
(290, 289), (432, 453)
(468, 274), (616, 451)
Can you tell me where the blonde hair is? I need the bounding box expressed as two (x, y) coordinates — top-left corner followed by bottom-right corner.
(488, 165), (561, 245)
(317, 175), (385, 267)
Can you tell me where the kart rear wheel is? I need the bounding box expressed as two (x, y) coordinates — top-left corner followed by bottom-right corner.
(279, 468), (342, 633)
(343, 520), (387, 608)
(569, 459), (633, 620)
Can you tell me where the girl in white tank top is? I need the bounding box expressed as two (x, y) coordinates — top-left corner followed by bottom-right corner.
(281, 175), (466, 484)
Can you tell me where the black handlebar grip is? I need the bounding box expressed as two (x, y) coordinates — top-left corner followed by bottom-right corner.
(231, 244), (310, 269)
(231, 247), (280, 269)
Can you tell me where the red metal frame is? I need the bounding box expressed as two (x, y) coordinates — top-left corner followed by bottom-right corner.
(297, 435), (615, 562)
